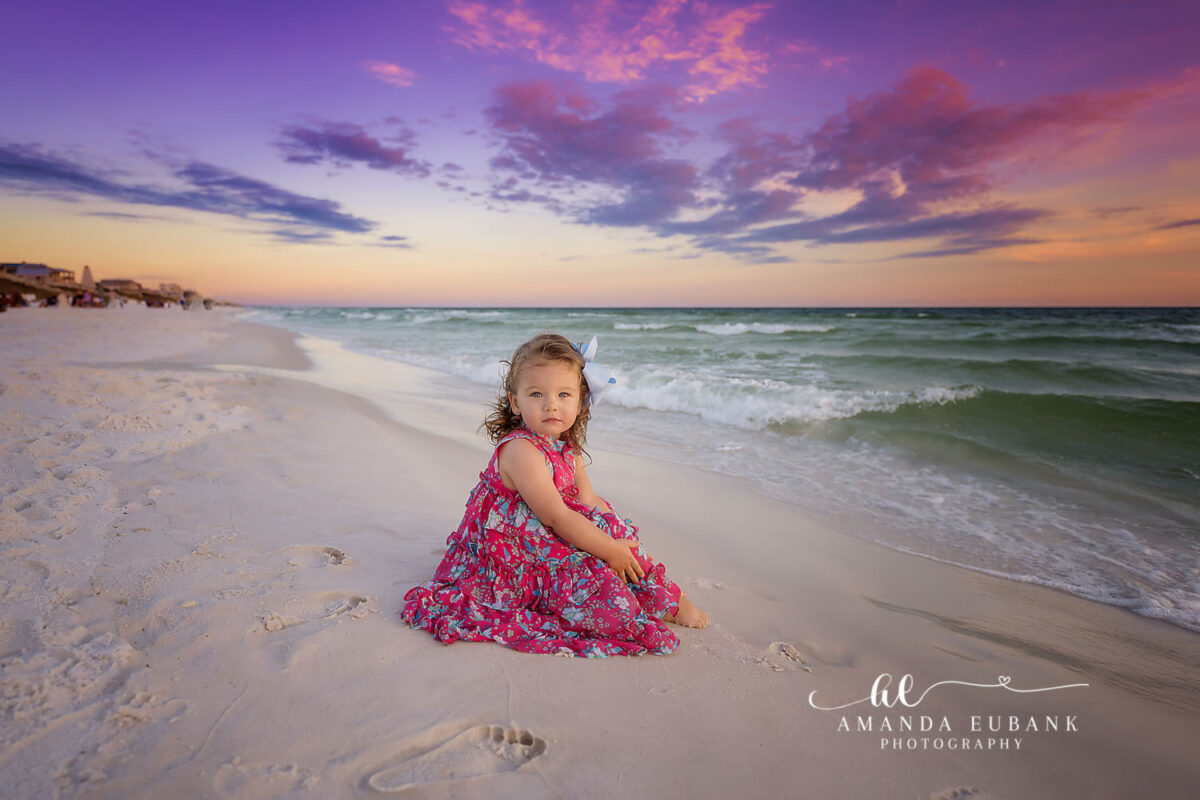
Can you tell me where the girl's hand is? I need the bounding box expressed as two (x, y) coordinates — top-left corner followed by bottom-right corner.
(605, 540), (644, 584)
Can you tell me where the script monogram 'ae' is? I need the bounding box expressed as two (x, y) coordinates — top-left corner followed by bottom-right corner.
(808, 674), (1089, 711)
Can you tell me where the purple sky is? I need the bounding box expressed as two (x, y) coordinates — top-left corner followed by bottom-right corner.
(2, 0), (1198, 304)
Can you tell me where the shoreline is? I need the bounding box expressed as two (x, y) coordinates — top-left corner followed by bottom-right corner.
(2, 306), (1198, 798)
(245, 305), (1200, 638)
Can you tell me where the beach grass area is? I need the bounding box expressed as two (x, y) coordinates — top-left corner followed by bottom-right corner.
(2, 306), (1198, 799)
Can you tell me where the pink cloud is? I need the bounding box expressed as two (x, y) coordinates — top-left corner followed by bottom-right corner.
(794, 66), (1146, 194)
(475, 64), (1186, 261)
(683, 4), (771, 101)
(445, 0), (771, 101)
(484, 80), (697, 224)
(684, 66), (1175, 257)
(363, 60), (417, 88)
(709, 65), (1151, 211)
(715, 67), (1162, 255)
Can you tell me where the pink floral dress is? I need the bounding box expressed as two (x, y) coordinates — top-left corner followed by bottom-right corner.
(402, 426), (682, 657)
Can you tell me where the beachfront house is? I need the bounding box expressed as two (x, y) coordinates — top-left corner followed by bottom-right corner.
(1, 262), (76, 285)
(1, 262), (50, 278)
(97, 278), (144, 293)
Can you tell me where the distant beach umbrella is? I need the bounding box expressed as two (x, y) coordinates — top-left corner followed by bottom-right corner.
(81, 265), (95, 291)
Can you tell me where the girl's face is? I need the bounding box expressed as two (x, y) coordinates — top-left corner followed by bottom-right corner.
(509, 359), (583, 440)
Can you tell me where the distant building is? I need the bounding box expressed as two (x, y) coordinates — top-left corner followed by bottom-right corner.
(97, 279), (144, 293)
(1, 262), (51, 281)
(0, 262), (41, 275)
(1, 262), (77, 285)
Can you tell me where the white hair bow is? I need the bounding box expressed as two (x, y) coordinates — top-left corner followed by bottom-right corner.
(573, 335), (616, 406)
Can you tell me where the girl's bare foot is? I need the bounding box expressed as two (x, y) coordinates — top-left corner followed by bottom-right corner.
(664, 593), (708, 628)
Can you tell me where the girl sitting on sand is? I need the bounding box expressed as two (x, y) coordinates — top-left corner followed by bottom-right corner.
(402, 333), (706, 657)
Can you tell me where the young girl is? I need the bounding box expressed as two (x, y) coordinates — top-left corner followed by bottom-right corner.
(402, 333), (706, 657)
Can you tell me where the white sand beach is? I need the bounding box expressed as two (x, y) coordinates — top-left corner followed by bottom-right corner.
(2, 306), (1198, 799)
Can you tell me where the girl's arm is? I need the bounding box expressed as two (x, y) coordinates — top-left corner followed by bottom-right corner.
(499, 439), (643, 583)
(573, 455), (614, 515)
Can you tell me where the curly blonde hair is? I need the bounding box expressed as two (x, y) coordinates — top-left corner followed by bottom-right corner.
(482, 332), (591, 453)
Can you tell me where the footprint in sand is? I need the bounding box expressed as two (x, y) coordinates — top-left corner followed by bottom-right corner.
(104, 691), (189, 727)
(692, 577), (728, 591)
(214, 757), (318, 797)
(754, 641), (813, 672)
(366, 725), (547, 794)
(285, 544), (350, 568)
(930, 787), (986, 800)
(262, 592), (374, 632)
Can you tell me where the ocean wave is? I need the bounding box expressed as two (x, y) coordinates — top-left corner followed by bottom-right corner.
(612, 321), (835, 335)
(607, 371), (979, 429)
(873, 388), (1200, 430)
(408, 309), (507, 325)
(878, 544), (1200, 634)
(802, 352), (1198, 401)
(613, 322), (675, 330)
(338, 310), (399, 321)
(848, 330), (1200, 353)
(1156, 324), (1200, 343)
(695, 322), (835, 335)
